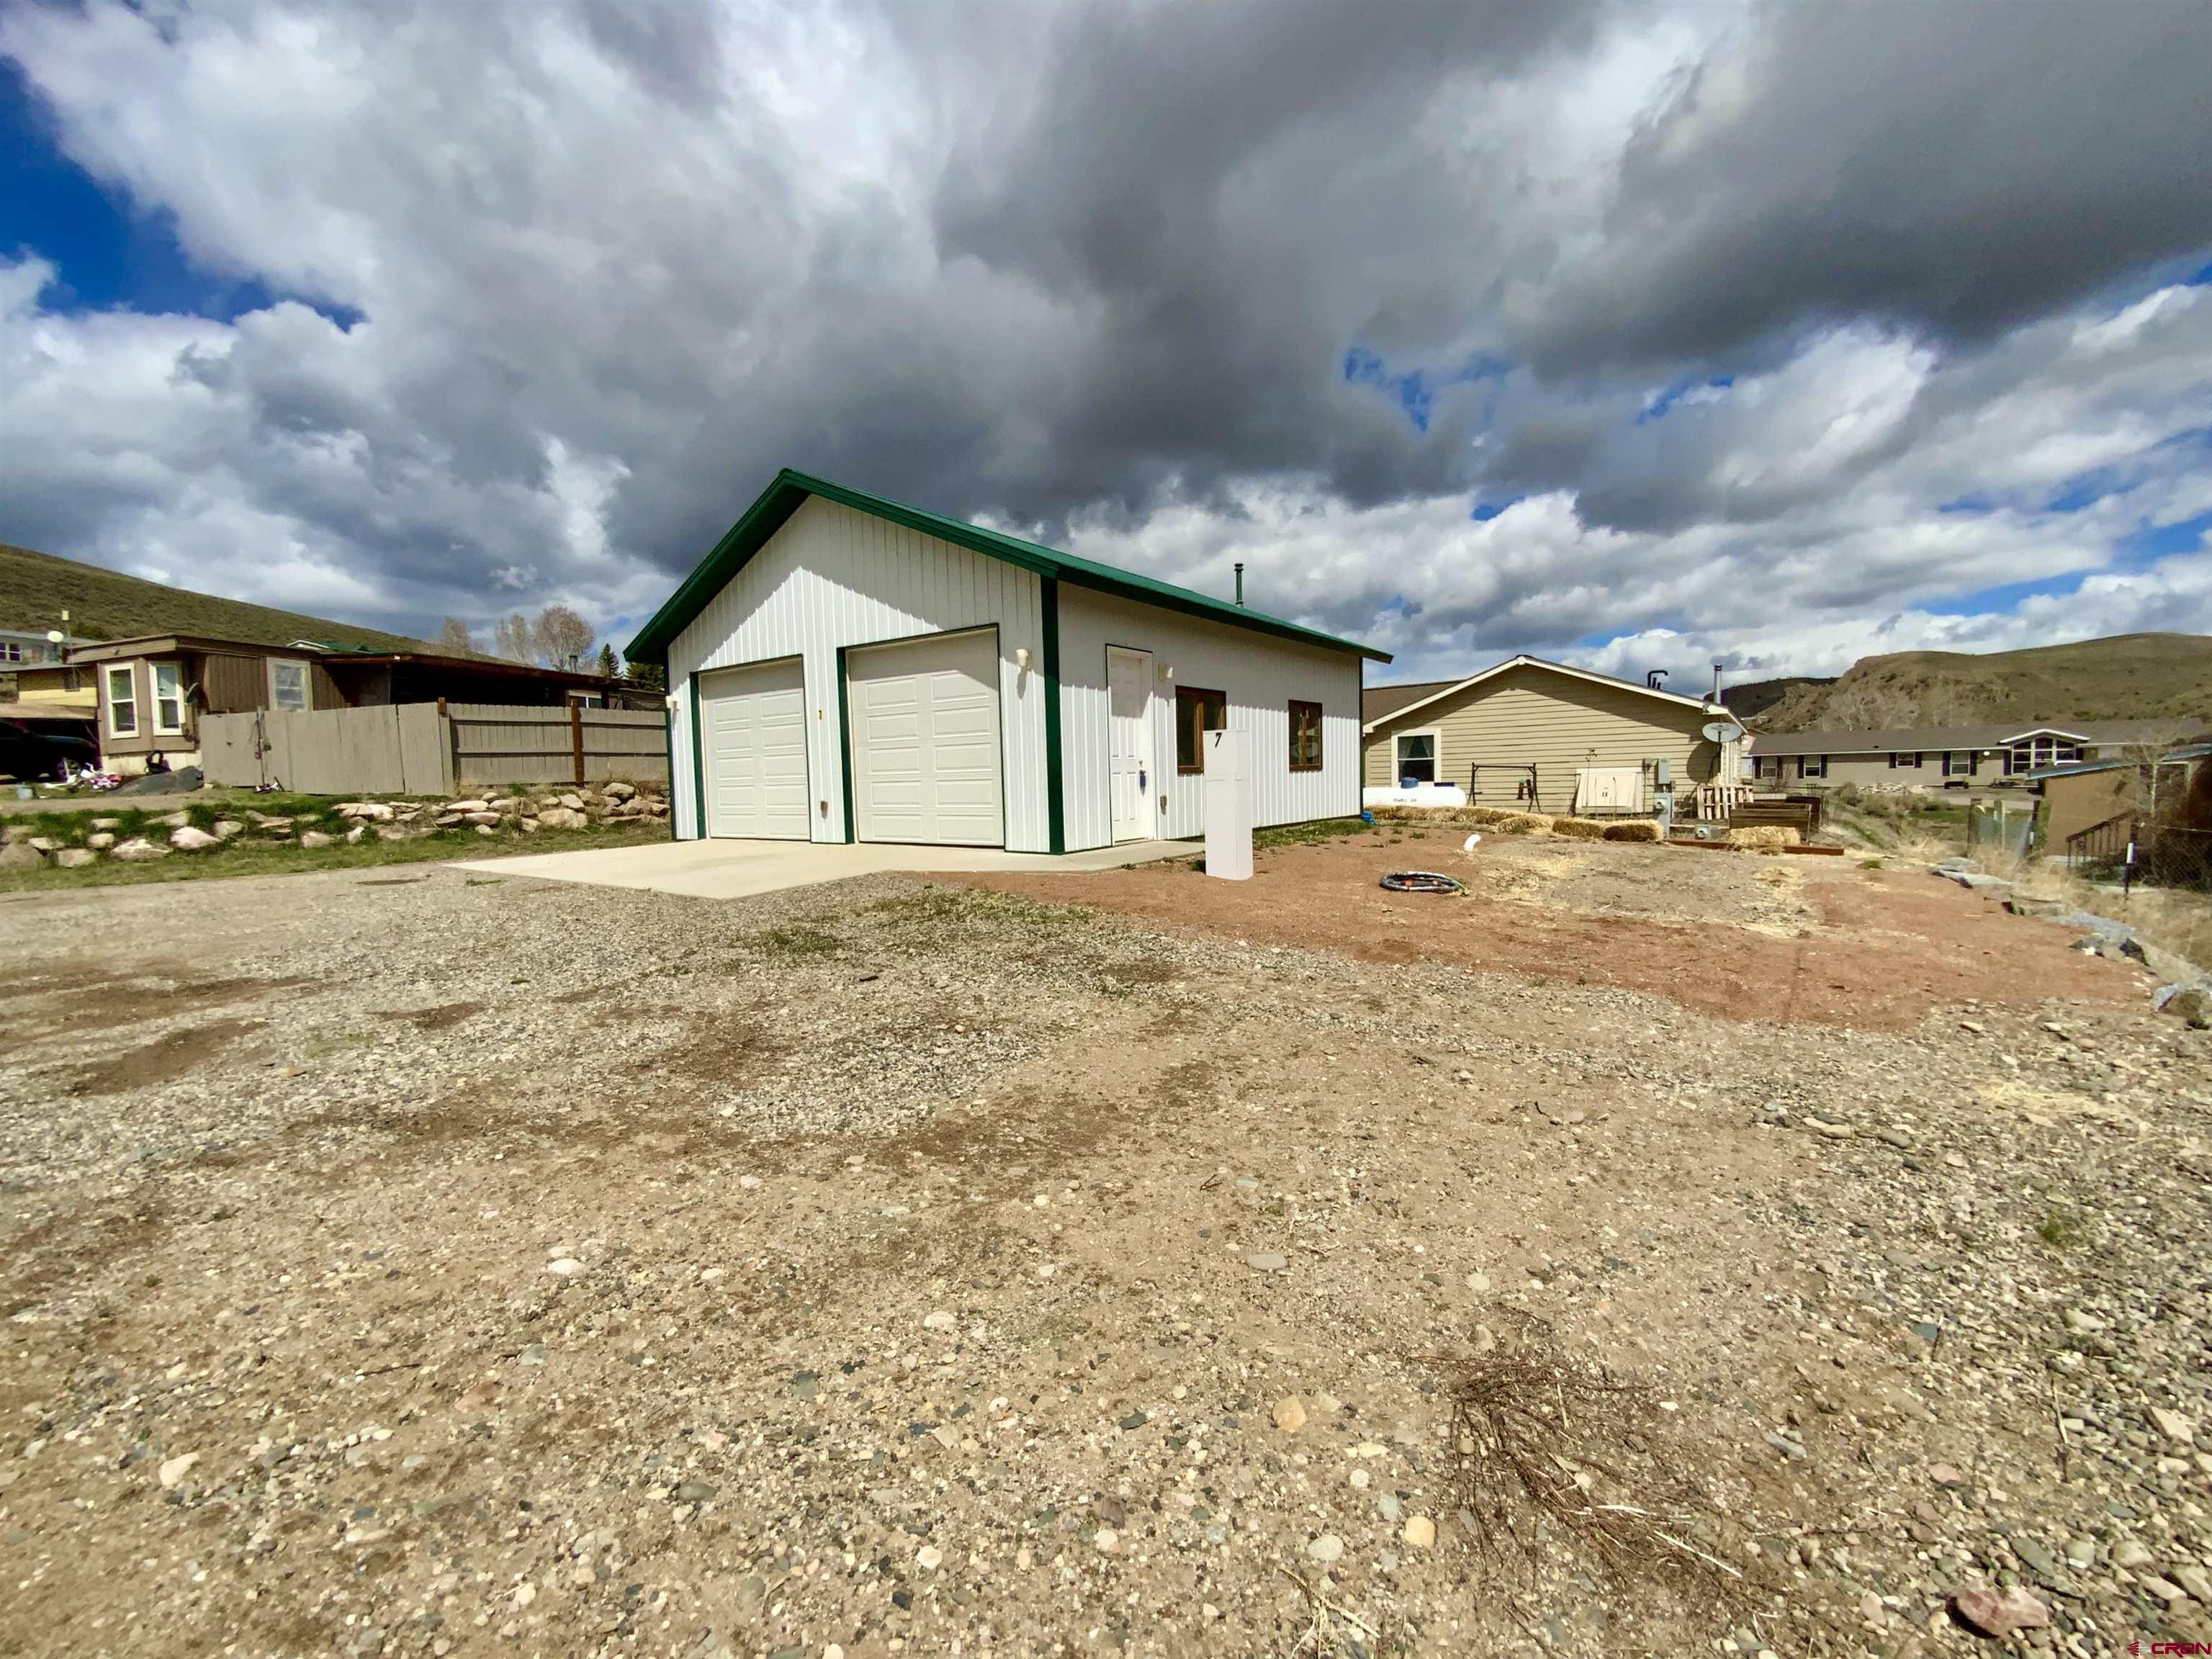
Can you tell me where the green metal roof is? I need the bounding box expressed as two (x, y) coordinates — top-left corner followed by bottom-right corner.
(625, 468), (1390, 665)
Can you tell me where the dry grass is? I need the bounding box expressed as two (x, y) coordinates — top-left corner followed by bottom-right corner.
(1727, 825), (1801, 851)
(1431, 1332), (1746, 1601)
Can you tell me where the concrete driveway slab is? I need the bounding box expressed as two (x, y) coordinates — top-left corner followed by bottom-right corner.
(452, 835), (1190, 899)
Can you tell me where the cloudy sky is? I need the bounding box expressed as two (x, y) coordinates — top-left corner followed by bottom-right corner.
(3, 0), (2209, 686)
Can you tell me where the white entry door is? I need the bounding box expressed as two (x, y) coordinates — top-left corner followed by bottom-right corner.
(845, 628), (1004, 846)
(698, 657), (811, 840)
(1106, 646), (1154, 842)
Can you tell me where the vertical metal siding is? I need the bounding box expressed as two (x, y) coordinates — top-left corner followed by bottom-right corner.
(665, 497), (1048, 849)
(1056, 587), (1363, 849)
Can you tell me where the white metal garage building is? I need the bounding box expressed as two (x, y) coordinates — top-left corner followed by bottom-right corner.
(626, 469), (1390, 853)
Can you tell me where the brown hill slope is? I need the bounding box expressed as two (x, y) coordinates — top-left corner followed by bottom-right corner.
(1756, 632), (2212, 732)
(0, 541), (428, 652)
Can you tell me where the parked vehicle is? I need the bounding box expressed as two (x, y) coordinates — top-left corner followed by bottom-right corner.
(0, 720), (99, 785)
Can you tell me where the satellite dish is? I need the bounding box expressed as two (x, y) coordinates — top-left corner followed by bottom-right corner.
(1702, 721), (1745, 742)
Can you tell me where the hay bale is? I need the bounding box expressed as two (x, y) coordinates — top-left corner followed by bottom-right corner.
(1601, 819), (1662, 842)
(1465, 806), (1524, 827)
(1550, 816), (1608, 840)
(1727, 824), (1801, 852)
(1496, 812), (1553, 835)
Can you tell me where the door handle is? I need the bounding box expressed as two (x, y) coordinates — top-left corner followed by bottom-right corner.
(1138, 769), (1146, 791)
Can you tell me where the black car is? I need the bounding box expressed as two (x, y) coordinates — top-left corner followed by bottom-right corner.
(0, 719), (99, 784)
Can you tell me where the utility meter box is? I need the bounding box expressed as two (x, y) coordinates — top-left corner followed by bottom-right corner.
(1202, 727), (1254, 881)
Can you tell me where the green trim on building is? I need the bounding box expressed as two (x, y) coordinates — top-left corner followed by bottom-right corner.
(1040, 576), (1064, 855)
(626, 467), (1391, 667)
(835, 645), (856, 845)
(686, 670), (705, 841)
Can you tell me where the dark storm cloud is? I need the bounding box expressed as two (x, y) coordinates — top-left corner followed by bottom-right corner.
(3, 0), (2211, 670)
(1528, 2), (2212, 374)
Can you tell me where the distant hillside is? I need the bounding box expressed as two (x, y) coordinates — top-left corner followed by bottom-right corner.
(1718, 674), (1834, 721)
(1755, 632), (2212, 732)
(0, 541), (428, 652)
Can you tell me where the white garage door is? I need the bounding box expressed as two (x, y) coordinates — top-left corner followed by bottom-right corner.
(846, 629), (1004, 846)
(699, 657), (811, 840)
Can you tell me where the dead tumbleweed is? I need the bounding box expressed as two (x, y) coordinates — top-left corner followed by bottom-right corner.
(1428, 1323), (1747, 1600)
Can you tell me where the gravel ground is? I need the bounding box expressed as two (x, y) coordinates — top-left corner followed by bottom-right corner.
(1, 851), (2209, 1659)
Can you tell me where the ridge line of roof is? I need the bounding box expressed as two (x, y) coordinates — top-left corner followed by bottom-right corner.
(627, 468), (1391, 664)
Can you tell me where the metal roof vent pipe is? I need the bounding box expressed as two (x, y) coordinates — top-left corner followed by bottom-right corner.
(1234, 563), (1245, 606)
(1645, 668), (1668, 689)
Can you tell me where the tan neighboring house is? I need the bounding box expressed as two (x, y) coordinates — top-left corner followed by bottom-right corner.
(2025, 739), (2212, 851)
(71, 634), (642, 775)
(1360, 655), (1740, 815)
(1745, 719), (2182, 790)
(0, 627), (97, 711)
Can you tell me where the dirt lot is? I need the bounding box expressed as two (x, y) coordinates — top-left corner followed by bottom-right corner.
(2, 832), (2210, 1658)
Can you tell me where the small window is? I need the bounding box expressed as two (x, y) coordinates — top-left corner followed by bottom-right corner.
(1288, 701), (1323, 771)
(106, 664), (138, 736)
(1944, 751), (1977, 777)
(1175, 685), (1227, 773)
(1798, 755), (1827, 780)
(1394, 730), (1438, 785)
(151, 662), (184, 734)
(271, 660), (310, 712)
(1, 642), (19, 662)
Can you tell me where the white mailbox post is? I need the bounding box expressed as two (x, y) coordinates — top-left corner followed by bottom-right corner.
(1202, 727), (1253, 881)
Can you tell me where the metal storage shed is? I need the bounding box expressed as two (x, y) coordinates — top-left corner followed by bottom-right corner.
(626, 469), (1390, 853)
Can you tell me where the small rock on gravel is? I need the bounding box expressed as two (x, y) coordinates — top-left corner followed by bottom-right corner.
(1246, 1251), (1287, 1272)
(1950, 1583), (2051, 1637)
(1403, 1515), (1437, 1549)
(1272, 1395), (1307, 1434)
(1307, 1534), (1344, 1564)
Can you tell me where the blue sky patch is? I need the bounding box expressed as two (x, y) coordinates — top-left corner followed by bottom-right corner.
(1637, 374), (1734, 424)
(1, 60), (358, 328)
(1928, 571), (2088, 616)
(1343, 346), (1507, 433)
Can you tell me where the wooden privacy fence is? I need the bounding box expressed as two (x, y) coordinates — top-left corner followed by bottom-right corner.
(202, 701), (667, 795)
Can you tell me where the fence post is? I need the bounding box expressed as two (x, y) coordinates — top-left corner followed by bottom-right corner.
(570, 701), (585, 786)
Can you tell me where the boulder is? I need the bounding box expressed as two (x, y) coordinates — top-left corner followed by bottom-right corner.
(346, 824), (367, 843)
(27, 837), (60, 854)
(156, 809), (190, 828)
(110, 837), (169, 861)
(434, 813), (463, 829)
(488, 796), (521, 813)
(557, 792), (585, 811)
(53, 848), (99, 868)
(2161, 983), (2212, 1030)
(91, 816), (120, 831)
(212, 819), (246, 840)
(337, 801), (395, 822)
(463, 811), (502, 827)
(538, 808), (590, 830)
(169, 826), (220, 851)
(518, 817), (542, 834)
(444, 799), (489, 814)
(0, 841), (41, 871)
(257, 817), (295, 835)
(299, 830), (334, 848)
(374, 824), (410, 842)
(86, 832), (115, 850)
(604, 781), (637, 801)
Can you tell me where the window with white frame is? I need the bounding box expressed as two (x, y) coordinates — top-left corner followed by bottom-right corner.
(1943, 751), (1977, 777)
(1393, 729), (1439, 785)
(105, 664), (138, 736)
(270, 659), (310, 712)
(1797, 754), (1827, 780)
(150, 662), (184, 734)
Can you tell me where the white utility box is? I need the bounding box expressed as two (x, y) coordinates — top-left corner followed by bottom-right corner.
(1202, 727), (1254, 881)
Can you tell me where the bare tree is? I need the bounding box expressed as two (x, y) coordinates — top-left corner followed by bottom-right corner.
(493, 613), (533, 662)
(531, 606), (595, 670)
(435, 616), (475, 655)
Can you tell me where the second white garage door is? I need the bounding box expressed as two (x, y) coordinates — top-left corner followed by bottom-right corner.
(846, 629), (1004, 846)
(699, 657), (811, 840)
